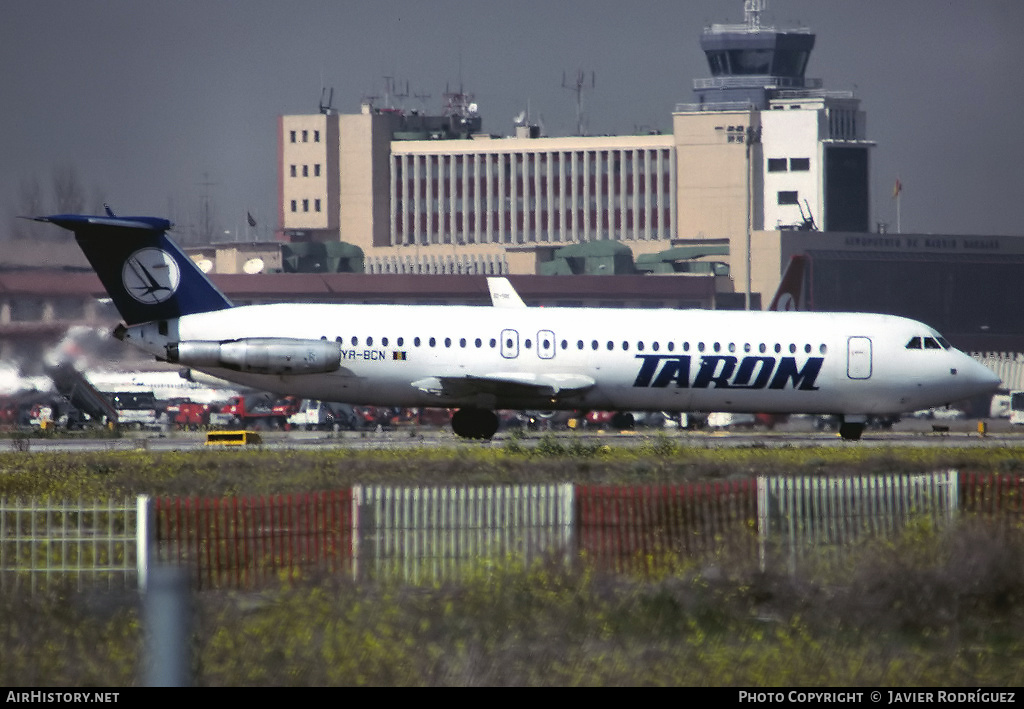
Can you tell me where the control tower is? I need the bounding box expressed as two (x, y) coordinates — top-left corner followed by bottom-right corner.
(674, 0), (873, 253)
(693, 0), (818, 109)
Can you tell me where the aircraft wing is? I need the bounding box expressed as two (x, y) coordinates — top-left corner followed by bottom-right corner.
(412, 372), (595, 401)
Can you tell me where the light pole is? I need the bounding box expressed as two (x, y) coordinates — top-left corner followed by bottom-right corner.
(745, 123), (760, 310)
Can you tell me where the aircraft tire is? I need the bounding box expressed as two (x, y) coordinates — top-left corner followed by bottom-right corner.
(451, 408), (500, 439)
(839, 422), (865, 441)
(611, 412), (635, 430)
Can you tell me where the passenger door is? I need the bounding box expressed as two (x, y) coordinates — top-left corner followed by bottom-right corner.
(847, 336), (872, 379)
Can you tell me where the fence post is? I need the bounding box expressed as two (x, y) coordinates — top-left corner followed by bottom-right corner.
(143, 564), (192, 687)
(351, 485), (362, 582)
(137, 494), (155, 591)
(946, 469), (960, 521)
(757, 476), (768, 572)
(560, 483), (575, 568)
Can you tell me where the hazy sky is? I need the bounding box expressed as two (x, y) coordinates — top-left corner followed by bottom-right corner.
(3, 0), (1022, 239)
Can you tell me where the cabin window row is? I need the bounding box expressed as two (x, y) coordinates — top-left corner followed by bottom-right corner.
(326, 335), (828, 355)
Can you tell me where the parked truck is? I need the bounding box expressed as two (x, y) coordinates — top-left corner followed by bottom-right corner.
(210, 394), (301, 430)
(107, 391), (161, 430)
(286, 399), (361, 431)
(173, 401), (214, 429)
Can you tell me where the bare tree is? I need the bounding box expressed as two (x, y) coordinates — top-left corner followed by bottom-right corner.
(8, 176), (48, 241)
(52, 164), (86, 215)
(6, 165), (104, 241)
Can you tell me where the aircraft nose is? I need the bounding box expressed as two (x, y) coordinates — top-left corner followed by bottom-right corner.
(962, 356), (1001, 395)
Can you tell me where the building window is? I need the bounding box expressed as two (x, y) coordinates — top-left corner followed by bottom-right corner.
(55, 298), (84, 320)
(302, 199), (309, 212)
(10, 297), (44, 322)
(314, 130), (320, 142)
(790, 158), (810, 171)
(768, 158), (787, 172)
(290, 200), (297, 212)
(302, 130), (308, 142)
(778, 191), (799, 205)
(302, 165), (308, 177)
(290, 165), (296, 177)
(289, 130), (296, 143)
(314, 164), (321, 177)
(314, 199), (321, 212)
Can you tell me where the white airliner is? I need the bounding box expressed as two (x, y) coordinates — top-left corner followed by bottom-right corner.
(33, 213), (1000, 440)
(84, 368), (240, 404)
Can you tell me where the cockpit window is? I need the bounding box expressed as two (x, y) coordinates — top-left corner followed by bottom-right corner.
(907, 335), (951, 350)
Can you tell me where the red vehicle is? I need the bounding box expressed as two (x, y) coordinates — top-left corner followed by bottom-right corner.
(271, 396), (303, 428)
(174, 402), (213, 429)
(164, 397), (188, 422)
(355, 406), (401, 430)
(414, 407), (455, 427)
(213, 394), (301, 430)
(0, 397), (19, 428)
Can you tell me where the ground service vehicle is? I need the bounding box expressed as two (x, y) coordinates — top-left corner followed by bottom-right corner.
(287, 399), (360, 430)
(212, 394), (301, 429)
(1009, 391), (1024, 425)
(107, 391), (161, 429)
(174, 401), (213, 429)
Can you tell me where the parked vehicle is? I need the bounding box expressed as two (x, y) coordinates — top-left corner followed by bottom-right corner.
(174, 401), (214, 429)
(1009, 391), (1024, 425)
(355, 406), (401, 430)
(287, 399), (360, 431)
(211, 394), (302, 430)
(107, 391), (161, 430)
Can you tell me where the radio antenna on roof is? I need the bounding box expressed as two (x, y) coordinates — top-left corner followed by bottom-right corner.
(319, 87), (335, 115)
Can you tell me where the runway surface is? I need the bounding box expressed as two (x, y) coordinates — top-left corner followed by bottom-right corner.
(7, 416), (1024, 453)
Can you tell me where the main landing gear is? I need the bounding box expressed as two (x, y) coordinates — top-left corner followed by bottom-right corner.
(838, 415), (866, 441)
(838, 422), (865, 441)
(451, 407), (500, 439)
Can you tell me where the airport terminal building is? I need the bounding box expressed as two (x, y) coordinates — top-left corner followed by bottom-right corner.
(276, 4), (872, 290)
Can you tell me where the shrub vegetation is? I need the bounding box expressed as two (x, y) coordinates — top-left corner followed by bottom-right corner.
(2, 517), (1024, 686)
(1, 443), (1024, 498)
(3, 442), (1024, 685)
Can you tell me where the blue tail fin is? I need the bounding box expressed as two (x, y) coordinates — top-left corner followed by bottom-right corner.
(33, 214), (233, 326)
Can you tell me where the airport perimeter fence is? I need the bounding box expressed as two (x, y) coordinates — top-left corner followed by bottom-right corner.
(2, 471), (1024, 592)
(0, 497), (148, 594)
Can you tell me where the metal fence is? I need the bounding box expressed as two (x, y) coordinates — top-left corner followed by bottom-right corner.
(0, 497), (148, 592)
(353, 484), (574, 581)
(4, 472), (1023, 591)
(153, 491), (353, 590)
(758, 472), (959, 573)
(576, 481), (758, 573)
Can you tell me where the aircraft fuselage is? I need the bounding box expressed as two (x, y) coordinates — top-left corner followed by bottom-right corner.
(118, 303), (995, 417)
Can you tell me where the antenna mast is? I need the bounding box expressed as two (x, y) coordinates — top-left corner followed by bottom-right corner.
(562, 69), (595, 136)
(744, 0), (766, 30)
(319, 87), (335, 115)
